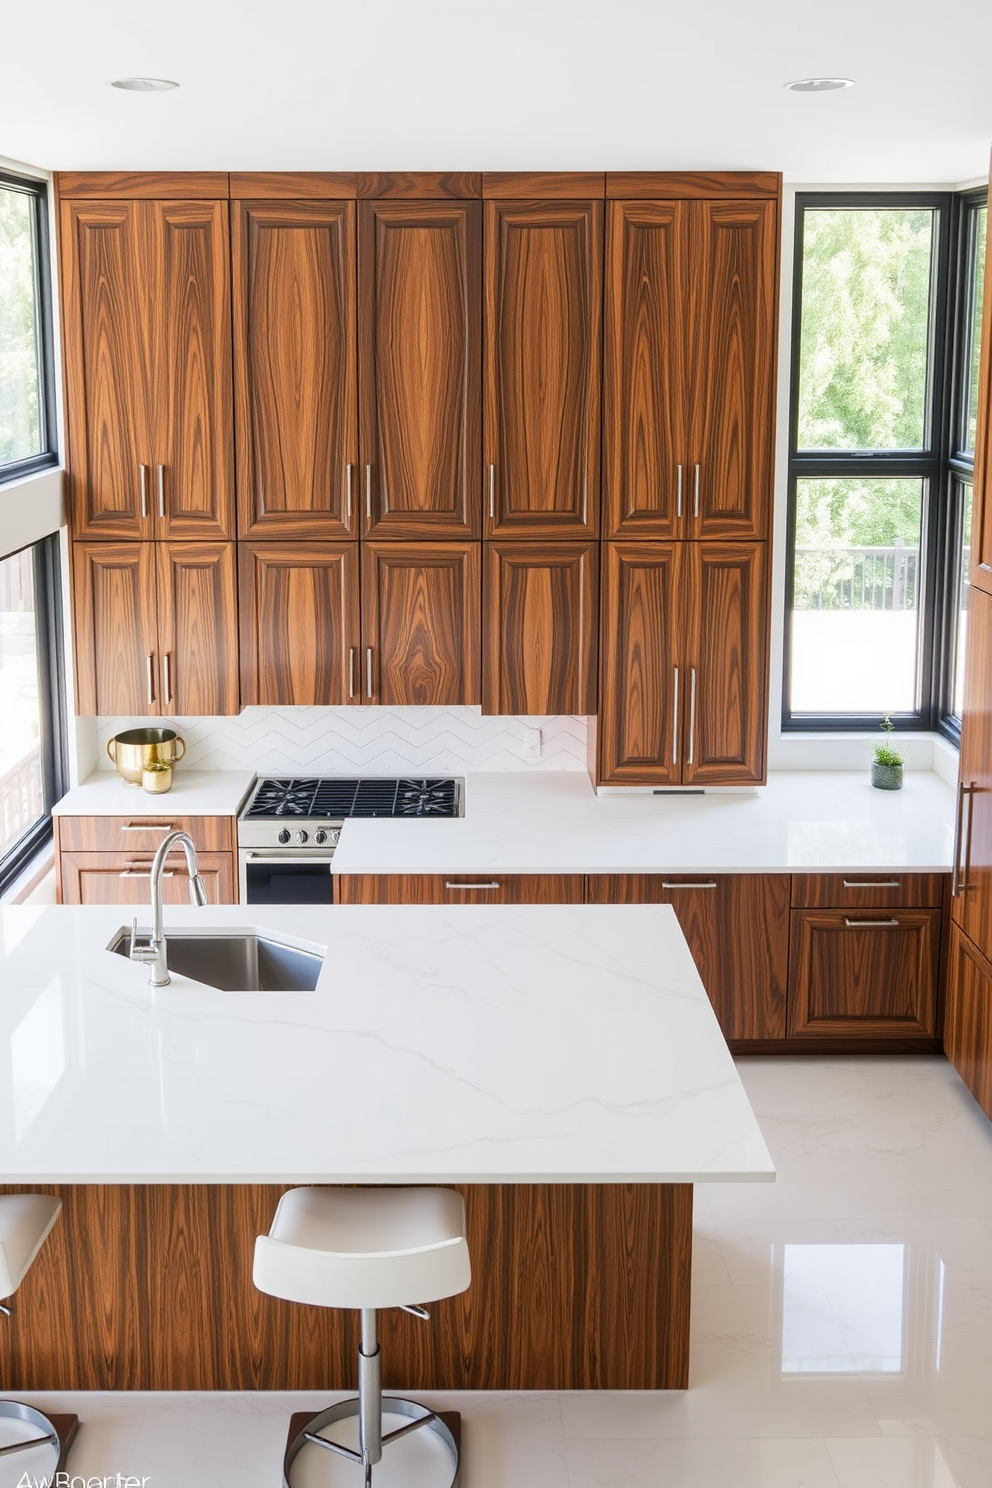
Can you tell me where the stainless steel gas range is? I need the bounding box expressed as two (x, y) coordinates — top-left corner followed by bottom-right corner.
(237, 777), (462, 903)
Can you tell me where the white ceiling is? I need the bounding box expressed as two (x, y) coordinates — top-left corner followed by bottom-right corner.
(2, 0), (990, 184)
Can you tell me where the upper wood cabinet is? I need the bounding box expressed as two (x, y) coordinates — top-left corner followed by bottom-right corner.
(483, 543), (598, 716)
(359, 201), (481, 539)
(603, 198), (777, 540)
(60, 198), (234, 542)
(484, 200), (603, 539)
(239, 542), (361, 706)
(232, 201), (357, 539)
(362, 542), (480, 706)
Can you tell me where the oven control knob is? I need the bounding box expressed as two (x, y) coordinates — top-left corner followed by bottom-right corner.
(277, 829), (290, 845)
(314, 829), (327, 845)
(296, 829), (309, 844)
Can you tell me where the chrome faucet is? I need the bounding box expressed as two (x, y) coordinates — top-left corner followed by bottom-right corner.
(129, 830), (208, 986)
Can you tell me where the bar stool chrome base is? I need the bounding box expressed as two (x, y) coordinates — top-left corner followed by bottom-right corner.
(285, 1395), (459, 1487)
(0, 1399), (61, 1461)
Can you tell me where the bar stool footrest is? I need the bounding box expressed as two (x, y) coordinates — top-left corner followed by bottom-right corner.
(285, 1399), (460, 1487)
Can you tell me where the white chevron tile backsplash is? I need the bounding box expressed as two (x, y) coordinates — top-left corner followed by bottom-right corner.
(96, 708), (589, 774)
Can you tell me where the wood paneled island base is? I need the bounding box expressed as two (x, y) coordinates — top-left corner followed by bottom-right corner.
(0, 1182), (691, 1392)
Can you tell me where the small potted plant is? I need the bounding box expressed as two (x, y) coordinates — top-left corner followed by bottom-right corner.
(871, 715), (904, 791)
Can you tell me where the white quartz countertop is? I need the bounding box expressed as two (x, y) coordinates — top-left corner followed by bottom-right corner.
(53, 770), (256, 818)
(0, 903), (774, 1187)
(331, 770), (956, 875)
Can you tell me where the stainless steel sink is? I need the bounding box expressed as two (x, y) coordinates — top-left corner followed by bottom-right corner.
(108, 929), (324, 990)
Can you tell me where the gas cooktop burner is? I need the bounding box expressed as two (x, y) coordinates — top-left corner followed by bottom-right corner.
(243, 777), (461, 821)
(246, 778), (323, 816)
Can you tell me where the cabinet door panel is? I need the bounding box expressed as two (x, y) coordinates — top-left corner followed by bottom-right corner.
(788, 909), (939, 1038)
(363, 543), (480, 706)
(598, 543), (681, 785)
(336, 874), (584, 904)
(603, 201), (689, 538)
(157, 543), (238, 716)
(239, 543), (360, 706)
(72, 542), (159, 716)
(234, 201), (357, 539)
(154, 202), (235, 540)
(953, 587), (992, 956)
(585, 874), (789, 1041)
(688, 201), (777, 540)
(59, 851), (236, 906)
(360, 202), (481, 538)
(483, 543), (597, 715)
(485, 201), (602, 538)
(683, 543), (767, 786)
(60, 202), (154, 539)
(945, 925), (992, 1119)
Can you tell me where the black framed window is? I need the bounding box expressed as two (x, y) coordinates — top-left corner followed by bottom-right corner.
(784, 191), (986, 735)
(0, 170), (57, 482)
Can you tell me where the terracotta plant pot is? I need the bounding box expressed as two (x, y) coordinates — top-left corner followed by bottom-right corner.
(871, 760), (904, 790)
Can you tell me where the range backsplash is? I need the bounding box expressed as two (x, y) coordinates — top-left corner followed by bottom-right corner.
(95, 707), (588, 774)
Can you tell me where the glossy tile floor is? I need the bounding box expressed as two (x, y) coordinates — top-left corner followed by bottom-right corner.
(13, 1056), (992, 1488)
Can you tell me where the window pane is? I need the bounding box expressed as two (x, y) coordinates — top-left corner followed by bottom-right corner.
(791, 477), (923, 713)
(0, 548), (44, 859)
(0, 186), (43, 467)
(953, 480), (973, 720)
(797, 208), (936, 451)
(966, 206), (987, 454)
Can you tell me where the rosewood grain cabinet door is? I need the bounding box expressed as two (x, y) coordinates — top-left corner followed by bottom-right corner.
(952, 587), (992, 959)
(603, 201), (690, 539)
(484, 200), (602, 539)
(359, 201), (481, 539)
(239, 543), (360, 706)
(362, 542), (481, 705)
(233, 200), (357, 539)
(788, 909), (940, 1039)
(156, 543), (239, 716)
(686, 200), (777, 540)
(597, 543), (681, 785)
(944, 924), (992, 1119)
(153, 202), (235, 541)
(60, 201), (155, 540)
(681, 543), (768, 786)
(71, 542), (159, 715)
(483, 543), (598, 715)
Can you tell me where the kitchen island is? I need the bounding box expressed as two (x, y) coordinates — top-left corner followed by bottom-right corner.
(0, 902), (772, 1392)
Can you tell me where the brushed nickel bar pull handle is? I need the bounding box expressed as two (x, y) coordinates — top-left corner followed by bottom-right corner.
(842, 879), (902, 889)
(139, 464), (150, 520)
(120, 822), (176, 833)
(952, 782), (968, 898)
(365, 464), (373, 525)
(348, 647), (356, 700)
(844, 918), (900, 928)
(156, 464), (166, 519)
(687, 666), (697, 767)
(162, 652), (173, 704)
(366, 647), (374, 700)
(693, 463), (700, 519)
(146, 653), (156, 706)
(661, 881), (718, 890)
(346, 464), (354, 522)
(121, 869), (176, 879)
(676, 465), (683, 520)
(488, 464), (496, 521)
(963, 779), (976, 896)
(672, 666), (679, 765)
(445, 881), (501, 891)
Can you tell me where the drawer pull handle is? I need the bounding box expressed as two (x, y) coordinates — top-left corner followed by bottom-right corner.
(445, 881), (501, 891)
(843, 917), (900, 928)
(841, 879), (901, 889)
(661, 881), (717, 890)
(120, 823), (177, 833)
(121, 869), (176, 879)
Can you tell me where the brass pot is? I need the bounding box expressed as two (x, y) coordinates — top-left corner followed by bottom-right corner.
(106, 728), (186, 787)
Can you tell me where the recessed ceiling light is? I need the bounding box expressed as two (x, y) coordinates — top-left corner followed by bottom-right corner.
(108, 77), (179, 92)
(785, 77), (855, 93)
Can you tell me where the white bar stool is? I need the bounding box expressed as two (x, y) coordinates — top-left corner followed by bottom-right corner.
(0, 1194), (72, 1467)
(254, 1186), (471, 1488)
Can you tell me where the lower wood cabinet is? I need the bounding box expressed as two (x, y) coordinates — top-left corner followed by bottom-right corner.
(336, 874), (585, 905)
(944, 924), (992, 1119)
(788, 908), (940, 1040)
(59, 851), (236, 906)
(585, 873), (789, 1041)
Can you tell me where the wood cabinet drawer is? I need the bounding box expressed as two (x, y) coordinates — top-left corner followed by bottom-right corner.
(787, 908), (940, 1039)
(791, 873), (946, 909)
(336, 874), (585, 905)
(56, 815), (236, 855)
(59, 851), (237, 906)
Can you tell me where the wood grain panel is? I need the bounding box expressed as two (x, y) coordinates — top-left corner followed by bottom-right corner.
(157, 543), (239, 716)
(603, 201), (689, 538)
(597, 542), (680, 785)
(359, 202), (481, 538)
(336, 874), (585, 904)
(0, 1183), (691, 1391)
(60, 202), (153, 540)
(229, 172), (357, 199)
(485, 201), (602, 538)
(71, 542), (159, 716)
(233, 201), (357, 539)
(239, 543), (360, 705)
(586, 874), (789, 1042)
(967, 149), (992, 597)
(953, 587), (992, 954)
(944, 924), (992, 1119)
(357, 172), (482, 199)
(483, 173), (605, 199)
(56, 816), (235, 854)
(483, 542), (598, 715)
(606, 171), (781, 199)
(682, 543), (768, 786)
(154, 202), (235, 540)
(788, 909), (940, 1038)
(687, 201), (777, 540)
(363, 542), (481, 705)
(57, 172), (229, 199)
(793, 873), (947, 909)
(58, 851), (236, 906)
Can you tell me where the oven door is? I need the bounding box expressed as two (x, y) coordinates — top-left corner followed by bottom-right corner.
(240, 852), (336, 905)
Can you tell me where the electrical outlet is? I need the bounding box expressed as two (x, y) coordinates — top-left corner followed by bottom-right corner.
(524, 728), (543, 760)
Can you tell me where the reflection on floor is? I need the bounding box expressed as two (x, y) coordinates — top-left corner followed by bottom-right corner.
(12, 1056), (992, 1488)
